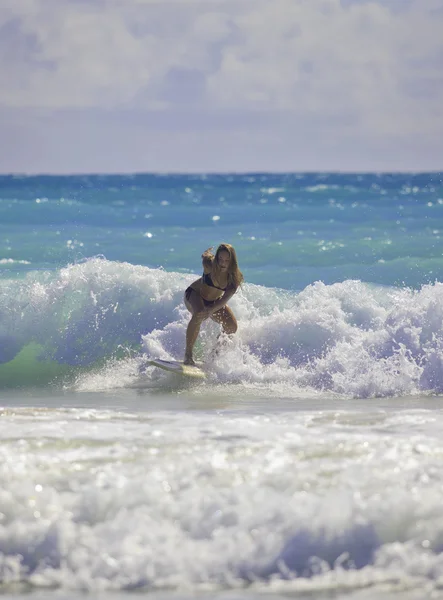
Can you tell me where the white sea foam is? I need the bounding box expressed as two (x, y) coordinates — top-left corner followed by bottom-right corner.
(1, 405), (443, 595)
(0, 258), (31, 265)
(2, 258), (443, 397)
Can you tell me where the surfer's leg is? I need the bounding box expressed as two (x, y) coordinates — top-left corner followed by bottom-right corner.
(211, 305), (238, 335)
(184, 289), (206, 365)
(209, 306), (238, 359)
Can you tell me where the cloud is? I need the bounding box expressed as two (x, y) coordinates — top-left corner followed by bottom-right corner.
(1, 1), (442, 113)
(0, 0), (442, 172)
(0, 0), (239, 109)
(204, 0), (443, 136)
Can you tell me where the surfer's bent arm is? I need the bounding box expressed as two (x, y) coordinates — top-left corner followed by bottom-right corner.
(201, 247), (214, 274)
(205, 287), (236, 314)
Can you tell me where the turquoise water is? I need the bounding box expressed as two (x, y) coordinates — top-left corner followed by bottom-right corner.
(1, 172), (443, 392)
(2, 172), (443, 598)
(2, 172), (443, 288)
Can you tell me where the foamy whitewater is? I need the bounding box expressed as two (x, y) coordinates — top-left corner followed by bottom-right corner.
(1, 172), (443, 599)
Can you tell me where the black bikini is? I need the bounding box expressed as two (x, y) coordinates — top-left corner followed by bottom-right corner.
(185, 272), (228, 306)
(202, 272), (227, 291)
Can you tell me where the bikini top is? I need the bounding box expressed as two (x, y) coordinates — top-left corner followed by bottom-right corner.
(202, 272), (228, 291)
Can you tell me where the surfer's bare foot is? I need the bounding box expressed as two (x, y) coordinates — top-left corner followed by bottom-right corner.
(184, 355), (196, 366)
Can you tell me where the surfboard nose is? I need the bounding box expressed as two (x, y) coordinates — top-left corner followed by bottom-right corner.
(148, 358), (206, 379)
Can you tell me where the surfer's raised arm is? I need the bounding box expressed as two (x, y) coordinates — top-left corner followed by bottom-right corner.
(183, 243), (243, 366)
(201, 247), (214, 274)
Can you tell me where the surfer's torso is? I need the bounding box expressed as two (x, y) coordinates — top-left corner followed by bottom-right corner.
(189, 268), (231, 302)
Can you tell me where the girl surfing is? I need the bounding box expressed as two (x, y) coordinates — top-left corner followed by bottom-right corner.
(183, 243), (243, 365)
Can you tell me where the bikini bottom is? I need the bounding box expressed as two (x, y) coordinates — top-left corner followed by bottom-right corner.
(185, 286), (217, 307)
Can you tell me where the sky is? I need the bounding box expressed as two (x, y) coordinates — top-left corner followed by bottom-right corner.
(0, 0), (442, 173)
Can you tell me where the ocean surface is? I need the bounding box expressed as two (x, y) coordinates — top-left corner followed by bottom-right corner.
(1, 172), (443, 599)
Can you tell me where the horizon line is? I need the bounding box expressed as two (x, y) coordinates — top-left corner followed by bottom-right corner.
(1, 169), (442, 177)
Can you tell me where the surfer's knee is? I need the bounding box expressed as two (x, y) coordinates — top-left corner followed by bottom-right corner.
(223, 319), (237, 335)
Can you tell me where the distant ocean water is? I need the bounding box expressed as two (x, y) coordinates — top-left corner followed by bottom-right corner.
(1, 172), (443, 599)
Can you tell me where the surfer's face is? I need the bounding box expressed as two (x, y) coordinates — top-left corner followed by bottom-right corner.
(217, 250), (231, 271)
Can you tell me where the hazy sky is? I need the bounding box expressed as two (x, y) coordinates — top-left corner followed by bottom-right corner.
(1, 0), (442, 173)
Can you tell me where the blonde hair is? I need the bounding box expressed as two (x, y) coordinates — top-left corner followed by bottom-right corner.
(212, 243), (244, 289)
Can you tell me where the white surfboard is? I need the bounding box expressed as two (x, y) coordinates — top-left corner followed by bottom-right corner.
(148, 359), (206, 379)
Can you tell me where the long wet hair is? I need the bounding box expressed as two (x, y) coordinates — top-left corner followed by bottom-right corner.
(211, 243), (244, 289)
